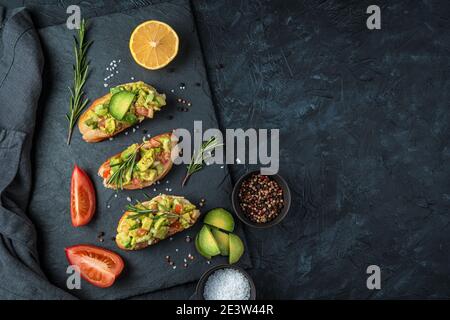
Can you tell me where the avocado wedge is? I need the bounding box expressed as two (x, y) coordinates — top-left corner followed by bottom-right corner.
(211, 227), (230, 256)
(204, 208), (235, 232)
(195, 234), (212, 259)
(109, 91), (135, 120)
(228, 233), (244, 264)
(198, 225), (221, 256)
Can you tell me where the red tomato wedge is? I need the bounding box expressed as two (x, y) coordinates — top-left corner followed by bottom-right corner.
(65, 245), (124, 288)
(71, 165), (96, 227)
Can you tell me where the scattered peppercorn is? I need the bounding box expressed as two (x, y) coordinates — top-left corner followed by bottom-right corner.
(195, 82), (201, 87)
(238, 174), (284, 223)
(185, 236), (192, 243)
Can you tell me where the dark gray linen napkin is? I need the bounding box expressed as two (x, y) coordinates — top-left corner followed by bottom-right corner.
(0, 8), (73, 299)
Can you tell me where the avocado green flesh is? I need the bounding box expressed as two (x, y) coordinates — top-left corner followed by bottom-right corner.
(204, 208), (235, 232)
(109, 91), (136, 120)
(195, 234), (212, 259)
(228, 233), (244, 264)
(211, 227), (230, 256)
(197, 225), (221, 256)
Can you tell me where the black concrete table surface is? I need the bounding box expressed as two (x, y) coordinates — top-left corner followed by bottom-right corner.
(1, 0), (449, 299)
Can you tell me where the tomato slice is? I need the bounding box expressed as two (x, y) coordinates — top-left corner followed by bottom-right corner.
(71, 165), (96, 227)
(65, 245), (124, 288)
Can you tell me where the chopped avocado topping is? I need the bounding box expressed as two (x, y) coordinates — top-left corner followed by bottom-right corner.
(155, 163), (164, 175)
(110, 156), (122, 166)
(116, 195), (198, 249)
(136, 169), (157, 181)
(155, 95), (166, 106)
(109, 91), (136, 120)
(136, 153), (154, 171)
(153, 226), (168, 239)
(85, 118), (98, 129)
(121, 144), (139, 160)
(85, 82), (167, 136)
(104, 118), (116, 134)
(159, 136), (171, 151)
(94, 104), (108, 116)
(141, 217), (153, 230)
(123, 113), (138, 124)
(145, 92), (155, 105)
(117, 233), (131, 248)
(110, 86), (123, 95)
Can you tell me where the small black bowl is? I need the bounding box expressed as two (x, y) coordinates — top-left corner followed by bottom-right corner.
(195, 264), (256, 300)
(232, 170), (291, 228)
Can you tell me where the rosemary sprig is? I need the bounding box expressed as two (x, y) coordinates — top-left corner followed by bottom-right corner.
(107, 147), (139, 189)
(125, 202), (181, 220)
(182, 136), (223, 187)
(66, 19), (92, 145)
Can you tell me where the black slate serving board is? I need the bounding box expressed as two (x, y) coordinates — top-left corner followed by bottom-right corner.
(29, 0), (251, 299)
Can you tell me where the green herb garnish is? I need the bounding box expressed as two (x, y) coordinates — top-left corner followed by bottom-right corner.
(125, 202), (181, 220)
(182, 136), (223, 187)
(66, 19), (92, 145)
(107, 147), (139, 189)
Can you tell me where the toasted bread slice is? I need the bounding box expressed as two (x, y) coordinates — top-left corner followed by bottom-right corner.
(115, 195), (201, 250)
(98, 132), (177, 190)
(78, 81), (165, 143)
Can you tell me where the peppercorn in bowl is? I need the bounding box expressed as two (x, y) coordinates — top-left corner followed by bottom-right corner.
(232, 170), (291, 228)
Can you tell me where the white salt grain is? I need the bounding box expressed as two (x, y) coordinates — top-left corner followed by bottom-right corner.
(203, 269), (251, 300)
(126, 197), (132, 202)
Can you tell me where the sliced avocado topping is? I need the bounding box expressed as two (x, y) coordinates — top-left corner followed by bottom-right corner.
(109, 91), (136, 120)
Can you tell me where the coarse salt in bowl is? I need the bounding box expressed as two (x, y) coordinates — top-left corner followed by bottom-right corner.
(196, 265), (256, 300)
